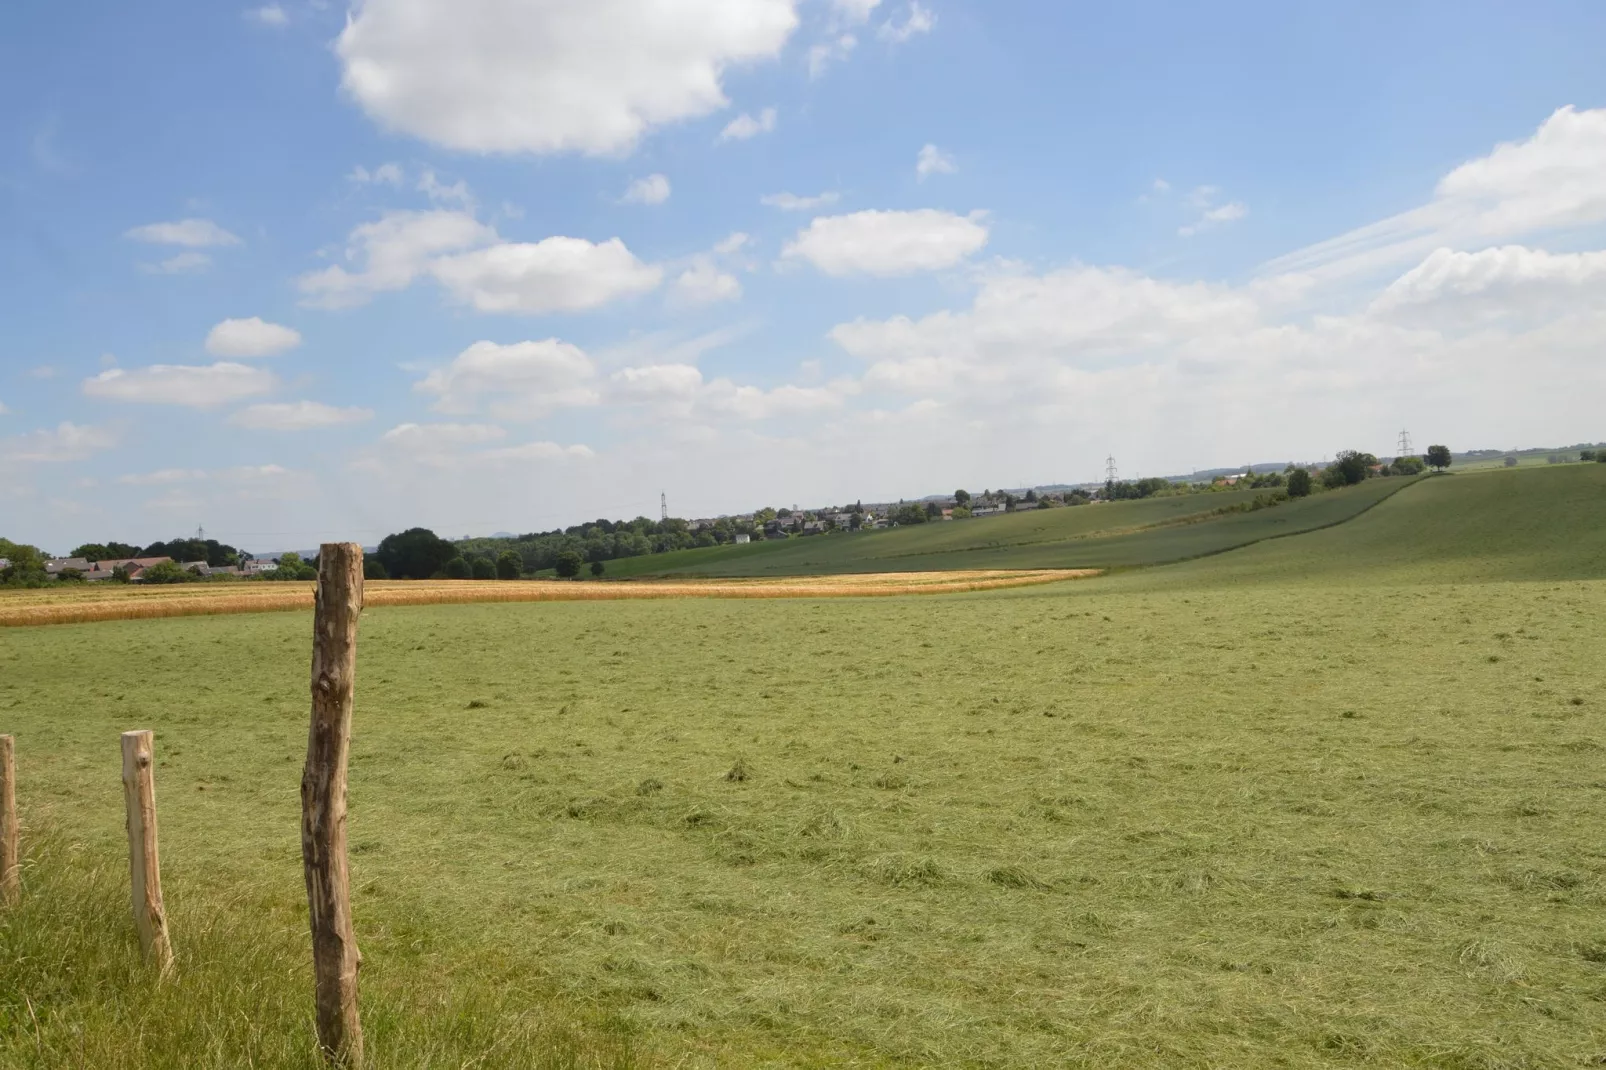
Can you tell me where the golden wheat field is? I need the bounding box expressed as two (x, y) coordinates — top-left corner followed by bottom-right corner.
(0, 570), (1096, 628)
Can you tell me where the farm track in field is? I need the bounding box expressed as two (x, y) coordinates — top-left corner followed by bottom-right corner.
(0, 569), (1098, 628)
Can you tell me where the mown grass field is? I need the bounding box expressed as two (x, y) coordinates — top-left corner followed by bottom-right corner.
(2, 465), (1604, 1067)
(602, 477), (1414, 578)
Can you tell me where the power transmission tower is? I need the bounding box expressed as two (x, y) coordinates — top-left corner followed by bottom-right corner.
(1397, 429), (1413, 457)
(1105, 456), (1118, 483)
(660, 492), (668, 522)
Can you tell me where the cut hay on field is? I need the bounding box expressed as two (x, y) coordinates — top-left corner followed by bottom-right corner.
(0, 570), (1097, 628)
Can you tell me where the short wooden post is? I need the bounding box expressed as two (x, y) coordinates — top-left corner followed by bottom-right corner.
(1, 735), (18, 906)
(302, 542), (365, 1065)
(120, 729), (172, 973)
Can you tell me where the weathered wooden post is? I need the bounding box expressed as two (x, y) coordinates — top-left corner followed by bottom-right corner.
(120, 729), (173, 973)
(302, 542), (365, 1065)
(1, 734), (18, 906)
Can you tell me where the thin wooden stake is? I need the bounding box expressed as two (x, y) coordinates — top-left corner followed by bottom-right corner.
(303, 542), (365, 1066)
(120, 729), (172, 973)
(1, 734), (18, 906)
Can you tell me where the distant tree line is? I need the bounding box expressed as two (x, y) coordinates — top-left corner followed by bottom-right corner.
(68, 538), (246, 567)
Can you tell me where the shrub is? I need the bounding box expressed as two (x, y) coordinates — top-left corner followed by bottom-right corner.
(590, 560), (605, 578)
(495, 550), (522, 580)
(139, 560), (202, 584)
(1325, 450), (1378, 488)
(1286, 469), (1313, 498)
(1389, 456), (1425, 476)
(363, 558), (389, 580)
(442, 557), (472, 580)
(469, 557), (496, 580)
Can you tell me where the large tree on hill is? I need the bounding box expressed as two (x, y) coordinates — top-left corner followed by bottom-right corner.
(376, 527), (458, 579)
(554, 550), (584, 578)
(1425, 444), (1452, 471)
(1286, 468), (1313, 498)
(1324, 450), (1379, 488)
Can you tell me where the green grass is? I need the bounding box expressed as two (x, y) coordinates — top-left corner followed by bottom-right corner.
(3, 464), (1606, 1066)
(605, 478), (1415, 578)
(1155, 464), (1606, 589)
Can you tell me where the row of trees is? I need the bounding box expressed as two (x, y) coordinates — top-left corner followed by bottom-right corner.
(364, 528), (606, 580)
(66, 537), (247, 567)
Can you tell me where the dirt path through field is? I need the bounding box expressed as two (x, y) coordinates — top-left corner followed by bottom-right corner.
(0, 569), (1098, 628)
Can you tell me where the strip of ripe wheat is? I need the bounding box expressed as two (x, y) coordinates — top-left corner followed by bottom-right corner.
(0, 570), (1099, 627)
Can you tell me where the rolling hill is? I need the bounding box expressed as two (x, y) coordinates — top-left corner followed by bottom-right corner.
(603, 476), (1415, 577)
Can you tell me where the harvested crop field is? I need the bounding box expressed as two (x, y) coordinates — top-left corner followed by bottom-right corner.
(0, 569), (1094, 628)
(3, 468), (1603, 1067)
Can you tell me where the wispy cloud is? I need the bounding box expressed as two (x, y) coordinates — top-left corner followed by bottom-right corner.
(124, 219), (241, 247)
(622, 173), (671, 205)
(916, 143), (956, 180)
(761, 191), (841, 211)
(245, 4), (288, 27)
(879, 2), (935, 43)
(719, 108), (777, 142)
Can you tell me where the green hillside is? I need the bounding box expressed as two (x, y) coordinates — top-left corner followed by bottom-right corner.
(1154, 463), (1606, 588)
(605, 477), (1414, 577)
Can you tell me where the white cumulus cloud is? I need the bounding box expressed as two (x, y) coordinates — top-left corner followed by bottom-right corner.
(415, 339), (601, 417)
(205, 317), (303, 358)
(82, 363), (277, 407)
(336, 0), (799, 156)
(229, 401), (375, 430)
(783, 208), (989, 276)
(669, 258), (742, 306)
(1372, 244), (1606, 320)
(299, 211), (659, 314)
(429, 237), (663, 314)
(298, 210), (497, 309)
(1266, 105), (1606, 283)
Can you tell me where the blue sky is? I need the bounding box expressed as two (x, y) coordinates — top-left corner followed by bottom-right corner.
(3, 0), (1605, 553)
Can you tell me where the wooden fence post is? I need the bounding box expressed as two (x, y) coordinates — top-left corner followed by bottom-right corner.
(121, 729), (172, 973)
(1, 735), (18, 906)
(303, 542), (365, 1066)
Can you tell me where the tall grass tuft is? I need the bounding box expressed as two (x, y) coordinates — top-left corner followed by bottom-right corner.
(0, 827), (645, 1068)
